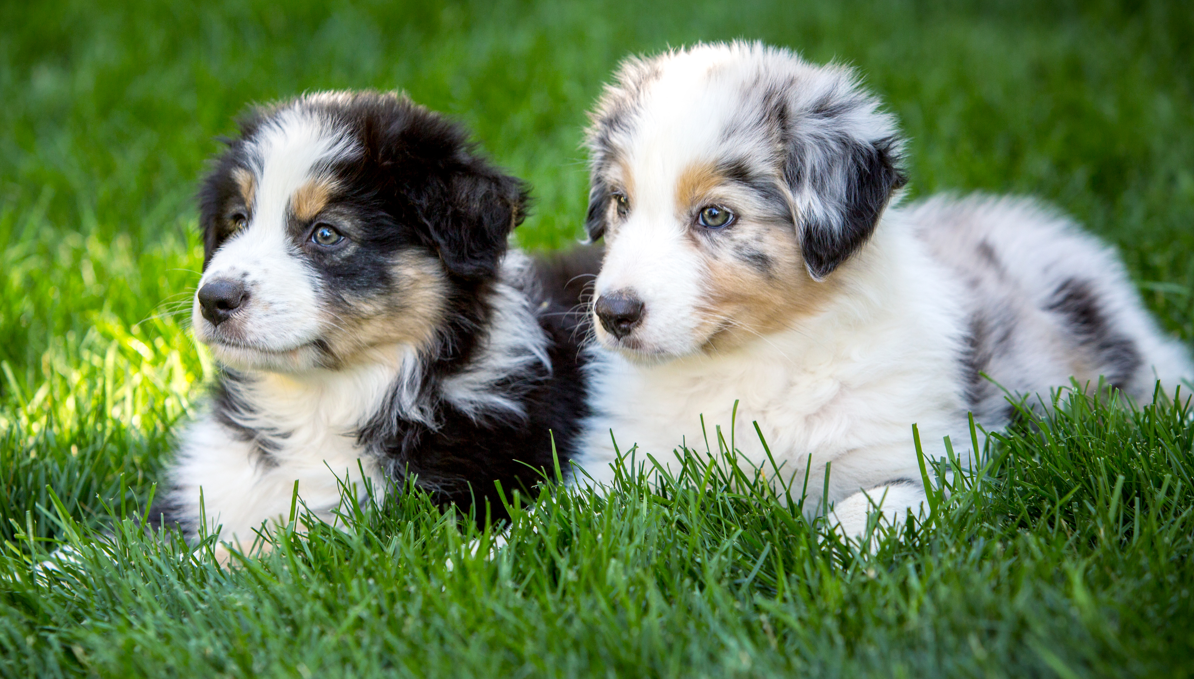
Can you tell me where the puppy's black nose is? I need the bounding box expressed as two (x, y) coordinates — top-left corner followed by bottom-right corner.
(197, 279), (248, 326)
(595, 290), (645, 339)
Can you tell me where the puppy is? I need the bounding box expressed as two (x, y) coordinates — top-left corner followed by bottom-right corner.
(150, 92), (590, 555)
(573, 42), (1193, 534)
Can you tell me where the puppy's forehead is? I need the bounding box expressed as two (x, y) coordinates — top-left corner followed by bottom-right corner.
(243, 106), (359, 216)
(591, 43), (861, 178)
(595, 70), (758, 195)
(609, 59), (745, 169)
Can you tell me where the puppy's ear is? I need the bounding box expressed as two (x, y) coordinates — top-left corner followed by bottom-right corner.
(418, 168), (531, 280)
(376, 100), (530, 280)
(198, 108), (268, 270)
(583, 179), (610, 242)
(782, 102), (906, 280)
(200, 214), (221, 269)
(197, 152), (245, 271)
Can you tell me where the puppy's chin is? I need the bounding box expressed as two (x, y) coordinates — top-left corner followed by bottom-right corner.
(593, 323), (696, 365)
(205, 340), (328, 373)
(193, 321), (329, 373)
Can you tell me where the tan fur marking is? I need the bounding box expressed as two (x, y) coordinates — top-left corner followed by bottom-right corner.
(618, 160), (636, 206)
(601, 160), (636, 239)
(320, 251), (448, 364)
(382, 251), (450, 348)
(291, 178), (336, 222)
(674, 161), (722, 211)
(697, 221), (840, 352)
(233, 167), (256, 209)
(668, 161), (840, 351)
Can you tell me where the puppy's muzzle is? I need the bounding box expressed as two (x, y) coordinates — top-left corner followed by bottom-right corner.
(198, 279), (249, 327)
(595, 290), (645, 339)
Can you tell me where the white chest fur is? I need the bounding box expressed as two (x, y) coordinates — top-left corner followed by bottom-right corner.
(166, 350), (406, 543)
(576, 226), (971, 510)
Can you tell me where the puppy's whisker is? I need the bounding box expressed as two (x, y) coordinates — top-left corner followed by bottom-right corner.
(566, 273), (598, 287)
(702, 312), (796, 364)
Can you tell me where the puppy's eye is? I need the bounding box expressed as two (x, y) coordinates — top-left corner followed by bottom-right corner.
(697, 205), (735, 229)
(229, 212), (248, 231)
(311, 224), (345, 247)
(611, 191), (630, 218)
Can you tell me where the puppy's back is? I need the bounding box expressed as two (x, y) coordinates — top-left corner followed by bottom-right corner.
(907, 194), (1192, 421)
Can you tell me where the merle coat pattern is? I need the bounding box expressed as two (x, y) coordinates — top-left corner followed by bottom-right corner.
(571, 42), (1193, 536)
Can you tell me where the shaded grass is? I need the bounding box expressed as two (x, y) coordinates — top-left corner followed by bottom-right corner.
(2, 0), (1193, 676)
(4, 390), (1194, 677)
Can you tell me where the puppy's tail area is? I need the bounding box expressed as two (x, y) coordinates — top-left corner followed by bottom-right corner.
(531, 244), (604, 325)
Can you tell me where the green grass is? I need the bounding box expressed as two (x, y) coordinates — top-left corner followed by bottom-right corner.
(2, 0), (1193, 676)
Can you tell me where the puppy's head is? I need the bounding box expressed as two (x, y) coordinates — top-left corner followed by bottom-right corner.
(584, 42), (906, 359)
(194, 91), (528, 372)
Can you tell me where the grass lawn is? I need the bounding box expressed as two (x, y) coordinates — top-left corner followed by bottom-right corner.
(2, 0), (1193, 676)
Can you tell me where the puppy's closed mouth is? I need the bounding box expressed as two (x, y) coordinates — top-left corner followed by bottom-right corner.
(601, 334), (677, 362)
(206, 337), (328, 357)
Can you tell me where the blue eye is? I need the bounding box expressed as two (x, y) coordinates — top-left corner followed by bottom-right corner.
(697, 205), (734, 229)
(311, 224), (344, 246)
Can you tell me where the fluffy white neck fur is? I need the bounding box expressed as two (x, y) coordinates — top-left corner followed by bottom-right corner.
(577, 213), (970, 509)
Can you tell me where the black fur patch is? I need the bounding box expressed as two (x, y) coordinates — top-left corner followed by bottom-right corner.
(209, 372), (284, 468)
(760, 83), (792, 135)
(1046, 278), (1142, 389)
(181, 92), (592, 530)
(960, 314), (991, 409)
(716, 158), (790, 220)
(353, 273), (592, 525)
(1048, 278), (1102, 335)
(533, 244), (604, 324)
(976, 239), (1001, 271)
(960, 312), (996, 410)
(145, 487), (192, 533)
(808, 91), (855, 120)
(792, 135), (907, 280)
(738, 246), (774, 276)
(584, 180), (611, 242)
(880, 478), (922, 488)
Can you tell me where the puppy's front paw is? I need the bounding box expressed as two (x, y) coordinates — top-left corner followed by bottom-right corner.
(829, 482), (929, 540)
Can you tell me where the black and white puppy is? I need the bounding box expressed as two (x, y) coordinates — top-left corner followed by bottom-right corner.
(576, 42), (1193, 534)
(151, 92), (589, 555)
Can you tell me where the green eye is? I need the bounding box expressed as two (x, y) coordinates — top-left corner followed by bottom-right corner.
(312, 224), (345, 246)
(612, 191), (630, 217)
(697, 205), (734, 229)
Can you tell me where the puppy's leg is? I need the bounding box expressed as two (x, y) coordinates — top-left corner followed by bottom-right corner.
(212, 539), (276, 567)
(151, 417), (306, 552)
(829, 481), (929, 538)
